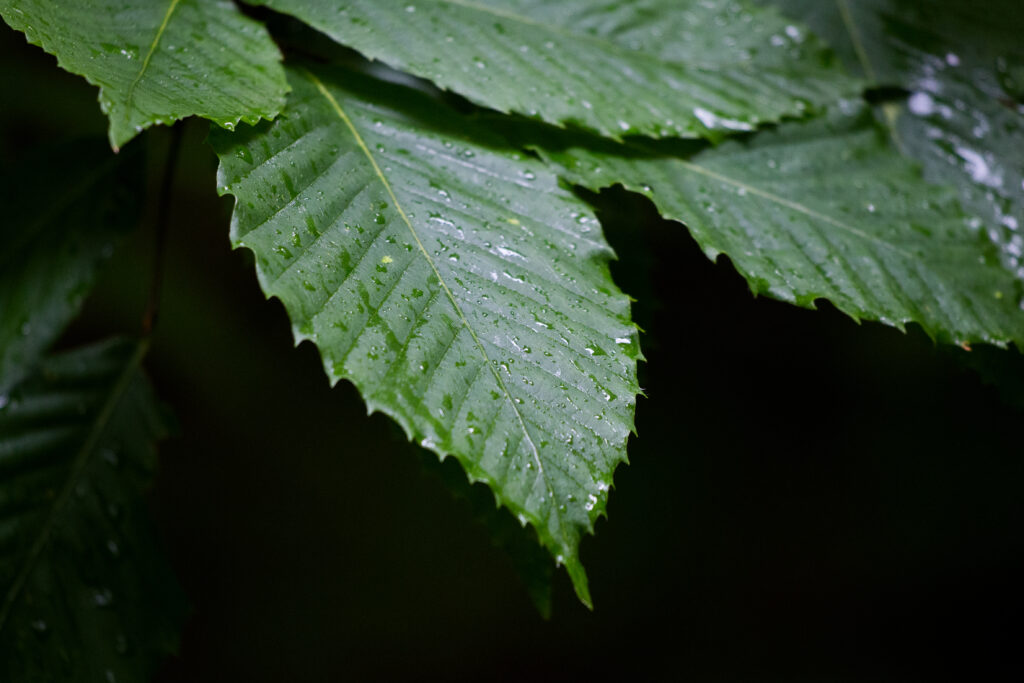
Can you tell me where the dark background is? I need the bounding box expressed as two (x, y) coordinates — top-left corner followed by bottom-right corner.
(4, 19), (1024, 683)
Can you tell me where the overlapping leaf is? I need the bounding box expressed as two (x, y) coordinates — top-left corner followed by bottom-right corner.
(210, 64), (641, 605)
(0, 340), (186, 681)
(0, 139), (141, 397)
(252, 0), (857, 140)
(760, 0), (1024, 282)
(0, 0), (289, 149)
(525, 104), (1024, 346)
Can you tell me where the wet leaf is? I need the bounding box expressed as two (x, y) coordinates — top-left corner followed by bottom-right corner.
(527, 104), (1024, 347)
(252, 0), (857, 140)
(0, 139), (142, 396)
(760, 0), (1024, 283)
(210, 64), (641, 606)
(0, 0), (289, 149)
(0, 340), (186, 681)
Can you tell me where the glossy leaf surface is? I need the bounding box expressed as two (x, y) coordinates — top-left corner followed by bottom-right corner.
(253, 0), (856, 140)
(211, 65), (641, 605)
(0, 340), (185, 681)
(761, 0), (1024, 283)
(0, 0), (289, 149)
(0, 140), (141, 396)
(530, 104), (1024, 346)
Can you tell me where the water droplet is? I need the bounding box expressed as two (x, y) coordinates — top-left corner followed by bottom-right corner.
(908, 92), (935, 117)
(693, 107), (754, 132)
(93, 588), (113, 607)
(101, 448), (119, 467)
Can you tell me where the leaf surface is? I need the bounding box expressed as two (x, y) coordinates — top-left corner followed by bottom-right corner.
(0, 0), (289, 149)
(0, 340), (186, 681)
(252, 0), (857, 140)
(527, 104), (1024, 346)
(211, 64), (641, 605)
(0, 140), (141, 396)
(760, 0), (1024, 283)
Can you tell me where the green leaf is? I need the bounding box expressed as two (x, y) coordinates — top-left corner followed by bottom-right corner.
(251, 0), (857, 140)
(0, 139), (142, 397)
(759, 0), (1024, 284)
(0, 0), (290, 149)
(210, 64), (642, 606)
(526, 104), (1024, 347)
(0, 340), (186, 681)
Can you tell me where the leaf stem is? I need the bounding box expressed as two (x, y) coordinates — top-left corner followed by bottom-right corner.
(141, 124), (183, 337)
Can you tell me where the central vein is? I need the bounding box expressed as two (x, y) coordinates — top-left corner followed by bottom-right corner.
(677, 158), (914, 258)
(836, 0), (905, 152)
(124, 0), (181, 125)
(0, 342), (148, 633)
(304, 69), (546, 476)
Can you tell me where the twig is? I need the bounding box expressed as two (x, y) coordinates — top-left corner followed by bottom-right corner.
(141, 123), (183, 336)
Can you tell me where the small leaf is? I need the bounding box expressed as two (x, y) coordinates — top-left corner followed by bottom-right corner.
(527, 104), (1024, 347)
(252, 0), (858, 140)
(0, 139), (142, 396)
(210, 64), (642, 605)
(0, 0), (290, 149)
(0, 340), (186, 681)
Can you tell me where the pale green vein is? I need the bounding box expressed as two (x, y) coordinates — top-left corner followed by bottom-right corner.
(122, 0), (181, 144)
(836, 0), (905, 152)
(302, 70), (550, 481)
(674, 157), (915, 258)
(0, 340), (148, 633)
(837, 0), (876, 83)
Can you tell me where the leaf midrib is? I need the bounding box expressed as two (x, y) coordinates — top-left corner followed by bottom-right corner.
(302, 69), (551, 482)
(674, 157), (915, 258)
(835, 0), (905, 151)
(0, 341), (147, 634)
(123, 0), (181, 130)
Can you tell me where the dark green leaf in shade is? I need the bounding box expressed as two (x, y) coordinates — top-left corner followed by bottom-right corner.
(0, 340), (186, 682)
(525, 104), (1024, 347)
(0, 0), (290, 149)
(0, 139), (142, 397)
(210, 64), (642, 606)
(759, 0), (1024, 285)
(251, 0), (858, 140)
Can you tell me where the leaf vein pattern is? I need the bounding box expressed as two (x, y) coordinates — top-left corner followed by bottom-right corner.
(124, 0), (181, 125)
(301, 69), (552, 480)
